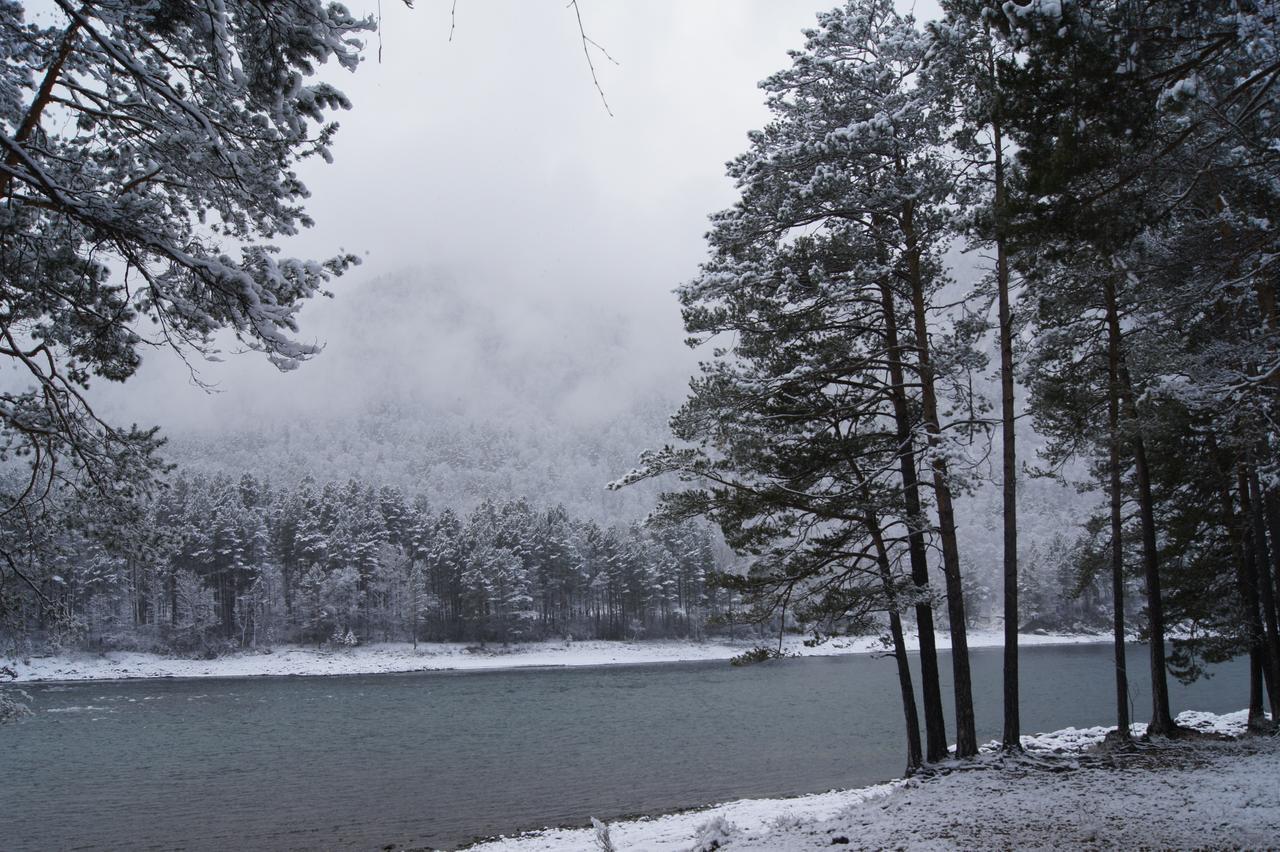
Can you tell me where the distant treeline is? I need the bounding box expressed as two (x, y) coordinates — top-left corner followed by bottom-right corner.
(1, 474), (744, 655)
(0, 466), (1126, 658)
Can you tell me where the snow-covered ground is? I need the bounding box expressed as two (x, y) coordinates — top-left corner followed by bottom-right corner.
(469, 710), (1279, 851)
(5, 629), (1107, 683)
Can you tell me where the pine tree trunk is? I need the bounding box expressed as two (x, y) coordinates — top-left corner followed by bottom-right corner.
(0, 17), (81, 198)
(224, 573), (237, 640)
(1249, 647), (1267, 729)
(1213, 456), (1267, 729)
(992, 112), (1020, 752)
(169, 567), (178, 628)
(1107, 338), (1130, 738)
(1247, 472), (1280, 699)
(411, 563), (419, 650)
(878, 280), (948, 763)
(1241, 510), (1280, 719)
(903, 205), (977, 759)
(1103, 276), (1175, 736)
(283, 558), (294, 620)
(1264, 494), (1280, 638)
(1243, 541), (1273, 730)
(869, 514), (923, 773)
(1239, 468), (1280, 718)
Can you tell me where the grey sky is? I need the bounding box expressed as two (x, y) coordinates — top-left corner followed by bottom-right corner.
(92, 0), (944, 432)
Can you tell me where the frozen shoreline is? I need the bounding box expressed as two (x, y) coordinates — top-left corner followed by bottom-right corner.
(468, 709), (1278, 851)
(4, 629), (1109, 683)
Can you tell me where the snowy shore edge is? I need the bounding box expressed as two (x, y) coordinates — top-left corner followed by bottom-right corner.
(466, 709), (1278, 851)
(5, 630), (1109, 683)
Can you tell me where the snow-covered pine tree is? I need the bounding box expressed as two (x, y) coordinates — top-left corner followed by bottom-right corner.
(616, 0), (999, 768)
(618, 0), (1005, 763)
(0, 1), (376, 599)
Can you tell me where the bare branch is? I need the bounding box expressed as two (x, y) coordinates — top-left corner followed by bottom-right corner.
(568, 0), (614, 116)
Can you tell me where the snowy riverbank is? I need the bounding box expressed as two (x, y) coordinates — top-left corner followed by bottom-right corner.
(467, 709), (1279, 851)
(5, 629), (1108, 683)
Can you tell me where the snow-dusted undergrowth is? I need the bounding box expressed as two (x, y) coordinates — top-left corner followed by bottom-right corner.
(5, 630), (1107, 683)
(467, 710), (1278, 851)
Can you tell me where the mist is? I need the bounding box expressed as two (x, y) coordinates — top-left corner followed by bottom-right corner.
(95, 0), (901, 437)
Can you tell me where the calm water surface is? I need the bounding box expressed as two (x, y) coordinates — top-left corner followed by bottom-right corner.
(0, 644), (1248, 850)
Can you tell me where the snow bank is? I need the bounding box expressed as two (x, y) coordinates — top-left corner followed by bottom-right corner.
(5, 629), (1107, 683)
(470, 783), (904, 852)
(470, 710), (1277, 851)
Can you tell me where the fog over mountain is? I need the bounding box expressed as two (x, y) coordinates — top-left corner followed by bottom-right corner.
(86, 266), (687, 520)
(86, 255), (1095, 622)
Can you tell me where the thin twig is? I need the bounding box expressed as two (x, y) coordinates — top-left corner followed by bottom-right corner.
(568, 0), (613, 116)
(583, 35), (619, 67)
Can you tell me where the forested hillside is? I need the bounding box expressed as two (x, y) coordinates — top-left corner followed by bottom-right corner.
(154, 271), (1108, 642)
(3, 267), (1108, 657)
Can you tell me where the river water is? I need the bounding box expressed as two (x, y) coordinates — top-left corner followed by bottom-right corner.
(0, 643), (1248, 850)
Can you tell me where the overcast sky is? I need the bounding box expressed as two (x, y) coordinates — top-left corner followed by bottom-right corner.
(91, 0), (945, 432)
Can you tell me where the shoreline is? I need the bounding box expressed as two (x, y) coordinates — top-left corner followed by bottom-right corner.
(465, 708), (1273, 851)
(5, 629), (1110, 684)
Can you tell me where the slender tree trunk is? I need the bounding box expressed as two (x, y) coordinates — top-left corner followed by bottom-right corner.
(132, 558), (150, 627)
(903, 206), (977, 759)
(991, 110), (1020, 752)
(1239, 468), (1280, 718)
(1213, 452), (1269, 730)
(1249, 647), (1267, 728)
(169, 566), (178, 628)
(1247, 469), (1280, 707)
(1107, 335), (1130, 738)
(1243, 532), (1273, 730)
(1103, 276), (1175, 736)
(868, 512), (923, 773)
(283, 559), (294, 620)
(224, 574), (237, 641)
(411, 562), (419, 650)
(1265, 493), (1280, 640)
(1241, 513), (1279, 719)
(878, 280), (948, 762)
